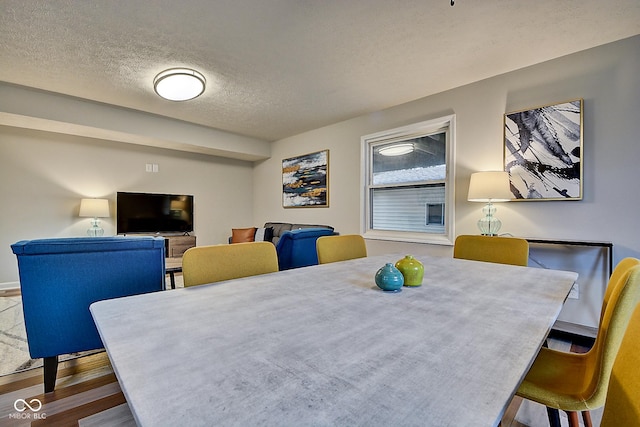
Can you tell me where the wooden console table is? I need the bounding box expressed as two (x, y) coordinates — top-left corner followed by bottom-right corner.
(164, 234), (196, 258)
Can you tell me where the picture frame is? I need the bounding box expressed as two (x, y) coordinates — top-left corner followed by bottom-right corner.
(504, 99), (583, 201)
(282, 149), (329, 208)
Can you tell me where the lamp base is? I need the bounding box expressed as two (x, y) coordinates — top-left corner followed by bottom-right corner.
(87, 218), (104, 237)
(477, 202), (502, 236)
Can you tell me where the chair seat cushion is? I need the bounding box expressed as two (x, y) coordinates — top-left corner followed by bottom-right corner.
(517, 346), (598, 410)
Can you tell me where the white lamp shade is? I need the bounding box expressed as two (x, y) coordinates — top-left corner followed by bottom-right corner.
(79, 198), (110, 218)
(467, 171), (512, 202)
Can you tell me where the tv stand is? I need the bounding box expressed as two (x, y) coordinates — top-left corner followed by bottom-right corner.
(163, 235), (196, 258)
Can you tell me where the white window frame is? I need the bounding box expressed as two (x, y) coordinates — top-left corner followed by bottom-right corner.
(360, 115), (456, 245)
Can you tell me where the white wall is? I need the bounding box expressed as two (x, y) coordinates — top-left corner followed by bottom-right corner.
(254, 35), (640, 262)
(2, 35), (638, 287)
(0, 126), (254, 284)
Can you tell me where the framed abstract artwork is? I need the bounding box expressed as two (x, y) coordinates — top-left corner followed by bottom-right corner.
(282, 149), (329, 208)
(504, 99), (583, 200)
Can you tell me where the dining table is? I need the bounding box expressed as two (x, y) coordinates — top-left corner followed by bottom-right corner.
(90, 253), (578, 427)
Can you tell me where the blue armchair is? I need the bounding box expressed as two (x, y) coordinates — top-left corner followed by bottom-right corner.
(11, 236), (166, 392)
(275, 228), (336, 270)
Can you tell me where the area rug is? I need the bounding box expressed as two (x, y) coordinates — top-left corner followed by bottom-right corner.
(0, 293), (32, 376)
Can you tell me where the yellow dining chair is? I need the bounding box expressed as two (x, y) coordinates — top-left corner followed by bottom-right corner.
(600, 257), (640, 322)
(600, 303), (640, 427)
(453, 234), (529, 266)
(516, 258), (640, 427)
(316, 234), (367, 264)
(182, 241), (278, 287)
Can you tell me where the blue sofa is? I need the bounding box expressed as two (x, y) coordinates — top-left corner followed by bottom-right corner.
(229, 222), (336, 270)
(11, 236), (166, 392)
(275, 227), (336, 270)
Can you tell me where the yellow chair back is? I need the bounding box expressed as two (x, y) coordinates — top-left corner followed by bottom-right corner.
(600, 303), (640, 427)
(601, 257), (640, 322)
(584, 262), (640, 408)
(453, 235), (529, 266)
(316, 234), (367, 264)
(182, 241), (278, 287)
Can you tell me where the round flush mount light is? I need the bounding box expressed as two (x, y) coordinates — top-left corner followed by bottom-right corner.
(378, 143), (414, 156)
(153, 68), (206, 101)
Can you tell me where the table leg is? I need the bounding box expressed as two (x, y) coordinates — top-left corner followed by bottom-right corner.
(546, 407), (561, 427)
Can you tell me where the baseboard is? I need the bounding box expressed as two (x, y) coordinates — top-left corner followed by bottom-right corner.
(0, 281), (21, 296)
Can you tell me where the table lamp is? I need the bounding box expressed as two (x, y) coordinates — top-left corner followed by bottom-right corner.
(79, 198), (110, 237)
(467, 171), (512, 236)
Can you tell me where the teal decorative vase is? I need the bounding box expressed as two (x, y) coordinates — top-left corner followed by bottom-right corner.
(375, 263), (404, 292)
(395, 255), (424, 287)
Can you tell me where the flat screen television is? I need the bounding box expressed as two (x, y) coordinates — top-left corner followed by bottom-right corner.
(117, 192), (194, 234)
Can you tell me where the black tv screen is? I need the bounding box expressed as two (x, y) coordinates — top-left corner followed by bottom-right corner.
(117, 192), (194, 234)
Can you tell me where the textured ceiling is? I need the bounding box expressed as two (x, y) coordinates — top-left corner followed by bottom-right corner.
(1, 0), (639, 141)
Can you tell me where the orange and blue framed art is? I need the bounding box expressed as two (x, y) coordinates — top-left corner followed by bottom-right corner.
(282, 149), (329, 208)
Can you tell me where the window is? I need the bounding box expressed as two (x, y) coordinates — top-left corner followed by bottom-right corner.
(426, 203), (444, 226)
(361, 115), (455, 245)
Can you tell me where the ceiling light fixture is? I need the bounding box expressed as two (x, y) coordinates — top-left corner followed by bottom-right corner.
(378, 143), (415, 156)
(153, 68), (206, 101)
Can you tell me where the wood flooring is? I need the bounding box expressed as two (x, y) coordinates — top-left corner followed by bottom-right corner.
(0, 351), (133, 426)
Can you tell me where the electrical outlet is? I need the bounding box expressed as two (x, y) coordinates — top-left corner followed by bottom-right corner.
(568, 282), (579, 299)
(145, 163), (153, 172)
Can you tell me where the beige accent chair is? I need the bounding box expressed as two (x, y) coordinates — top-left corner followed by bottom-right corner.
(316, 234), (367, 264)
(453, 235), (529, 266)
(182, 241), (278, 287)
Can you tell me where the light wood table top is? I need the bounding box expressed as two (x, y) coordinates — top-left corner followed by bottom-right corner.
(91, 253), (577, 426)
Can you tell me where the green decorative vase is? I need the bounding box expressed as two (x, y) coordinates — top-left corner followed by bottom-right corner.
(395, 255), (424, 287)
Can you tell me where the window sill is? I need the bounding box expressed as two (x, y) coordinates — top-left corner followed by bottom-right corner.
(363, 229), (454, 246)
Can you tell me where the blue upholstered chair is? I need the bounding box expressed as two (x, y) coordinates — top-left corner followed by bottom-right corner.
(11, 236), (166, 392)
(275, 228), (336, 270)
